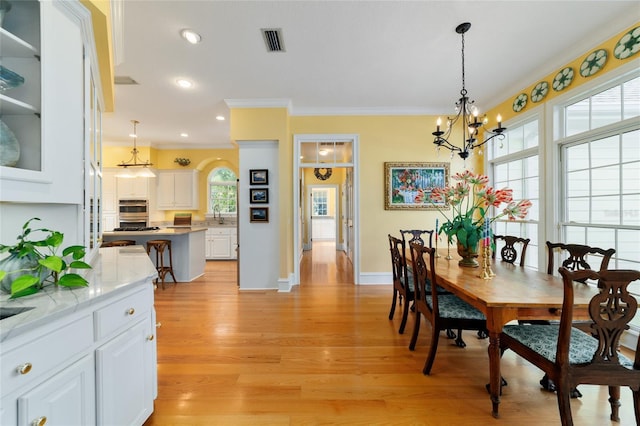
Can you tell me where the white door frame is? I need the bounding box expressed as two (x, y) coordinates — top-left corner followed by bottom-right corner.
(293, 134), (359, 285)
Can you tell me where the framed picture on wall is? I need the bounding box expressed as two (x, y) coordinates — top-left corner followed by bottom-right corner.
(249, 169), (268, 185)
(384, 162), (450, 210)
(250, 207), (269, 222)
(250, 188), (269, 204)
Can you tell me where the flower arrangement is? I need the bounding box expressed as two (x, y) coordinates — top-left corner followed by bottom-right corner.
(430, 170), (532, 251)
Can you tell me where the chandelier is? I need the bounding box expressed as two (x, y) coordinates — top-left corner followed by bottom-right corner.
(432, 22), (506, 160)
(117, 120), (155, 178)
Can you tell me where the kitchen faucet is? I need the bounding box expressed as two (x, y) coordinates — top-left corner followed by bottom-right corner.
(214, 204), (224, 224)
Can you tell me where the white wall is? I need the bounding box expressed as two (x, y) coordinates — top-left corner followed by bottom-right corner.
(237, 141), (279, 290)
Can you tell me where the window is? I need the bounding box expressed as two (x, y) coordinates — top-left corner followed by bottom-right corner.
(488, 117), (540, 269)
(557, 73), (640, 327)
(209, 168), (237, 215)
(312, 190), (328, 216)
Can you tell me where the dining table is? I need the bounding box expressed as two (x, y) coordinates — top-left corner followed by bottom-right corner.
(430, 250), (599, 418)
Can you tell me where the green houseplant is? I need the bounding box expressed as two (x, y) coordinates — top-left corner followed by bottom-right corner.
(428, 170), (532, 267)
(0, 218), (91, 298)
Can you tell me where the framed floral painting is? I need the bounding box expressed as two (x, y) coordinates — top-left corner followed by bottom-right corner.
(384, 162), (450, 210)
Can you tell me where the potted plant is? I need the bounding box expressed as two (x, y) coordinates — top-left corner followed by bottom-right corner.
(428, 170), (532, 267)
(0, 218), (91, 298)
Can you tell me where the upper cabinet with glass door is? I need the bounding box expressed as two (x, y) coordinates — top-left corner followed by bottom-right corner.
(0, 1), (42, 176)
(0, 0), (88, 204)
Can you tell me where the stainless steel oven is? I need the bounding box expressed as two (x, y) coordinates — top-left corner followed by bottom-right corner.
(119, 199), (149, 228)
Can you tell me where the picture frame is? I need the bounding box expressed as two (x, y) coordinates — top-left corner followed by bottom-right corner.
(250, 188), (269, 204)
(384, 162), (450, 210)
(250, 207), (269, 222)
(249, 169), (268, 185)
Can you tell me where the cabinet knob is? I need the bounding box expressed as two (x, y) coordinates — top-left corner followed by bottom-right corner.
(147, 334), (155, 341)
(33, 416), (47, 426)
(17, 362), (32, 375)
(127, 308), (135, 315)
(155, 322), (162, 328)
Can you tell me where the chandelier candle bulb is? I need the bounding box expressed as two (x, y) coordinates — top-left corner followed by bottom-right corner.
(436, 118), (441, 132)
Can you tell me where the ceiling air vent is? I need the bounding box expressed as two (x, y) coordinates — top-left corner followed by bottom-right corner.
(114, 76), (139, 85)
(261, 28), (285, 52)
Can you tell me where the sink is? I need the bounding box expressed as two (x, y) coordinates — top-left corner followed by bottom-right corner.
(0, 306), (35, 320)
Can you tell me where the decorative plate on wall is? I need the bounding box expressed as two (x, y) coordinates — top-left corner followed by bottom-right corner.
(614, 26), (640, 60)
(314, 167), (332, 180)
(580, 49), (608, 77)
(530, 81), (549, 103)
(512, 93), (528, 113)
(552, 67), (574, 92)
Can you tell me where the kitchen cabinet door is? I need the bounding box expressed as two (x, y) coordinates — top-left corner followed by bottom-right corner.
(157, 170), (199, 210)
(17, 355), (95, 426)
(117, 177), (149, 199)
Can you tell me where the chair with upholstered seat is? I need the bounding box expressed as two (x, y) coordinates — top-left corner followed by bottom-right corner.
(492, 235), (530, 267)
(500, 268), (640, 426)
(400, 229), (434, 248)
(408, 242), (487, 373)
(539, 241), (616, 395)
(388, 234), (414, 334)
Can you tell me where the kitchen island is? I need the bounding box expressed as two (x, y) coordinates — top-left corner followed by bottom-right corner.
(103, 227), (207, 282)
(0, 246), (158, 426)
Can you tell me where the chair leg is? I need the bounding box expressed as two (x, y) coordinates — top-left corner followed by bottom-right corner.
(633, 387), (640, 425)
(398, 295), (410, 334)
(389, 289), (397, 320)
(408, 310), (421, 351)
(555, 380), (573, 426)
(423, 324), (441, 375)
(166, 244), (177, 283)
(608, 386), (621, 422)
(455, 328), (466, 348)
(446, 328), (456, 339)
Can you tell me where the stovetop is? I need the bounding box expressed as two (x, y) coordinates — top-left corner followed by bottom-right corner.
(113, 226), (160, 232)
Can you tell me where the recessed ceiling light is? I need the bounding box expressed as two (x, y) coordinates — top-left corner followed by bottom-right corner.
(180, 133), (189, 138)
(180, 29), (202, 44)
(215, 115), (225, 121)
(176, 78), (193, 89)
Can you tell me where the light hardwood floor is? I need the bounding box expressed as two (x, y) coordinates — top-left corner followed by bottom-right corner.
(144, 242), (636, 425)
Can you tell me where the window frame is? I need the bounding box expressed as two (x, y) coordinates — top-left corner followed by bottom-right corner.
(207, 167), (238, 217)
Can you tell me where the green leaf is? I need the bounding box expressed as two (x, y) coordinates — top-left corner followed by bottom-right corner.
(0, 271), (5, 281)
(39, 256), (63, 273)
(45, 232), (64, 248)
(58, 274), (88, 287)
(11, 275), (40, 295)
(63, 245), (86, 260)
(69, 260), (91, 269)
(10, 285), (39, 299)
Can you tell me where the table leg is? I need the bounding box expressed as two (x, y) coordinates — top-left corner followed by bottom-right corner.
(488, 329), (501, 418)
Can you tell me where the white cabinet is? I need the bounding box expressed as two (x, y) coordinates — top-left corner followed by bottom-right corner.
(157, 170), (199, 210)
(0, 1), (87, 205)
(17, 355), (95, 426)
(206, 227), (237, 259)
(117, 177), (149, 199)
(0, 284), (157, 426)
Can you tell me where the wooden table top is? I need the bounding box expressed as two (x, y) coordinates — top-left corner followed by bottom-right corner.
(432, 251), (599, 311)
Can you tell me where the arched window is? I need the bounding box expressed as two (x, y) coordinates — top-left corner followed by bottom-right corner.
(209, 168), (237, 215)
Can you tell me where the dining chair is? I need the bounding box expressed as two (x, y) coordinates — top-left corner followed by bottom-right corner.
(539, 241), (616, 395)
(408, 242), (487, 374)
(388, 234), (414, 334)
(400, 229), (434, 248)
(499, 267), (640, 426)
(492, 234), (530, 267)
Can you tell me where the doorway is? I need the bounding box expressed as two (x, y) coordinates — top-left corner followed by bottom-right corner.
(293, 134), (359, 286)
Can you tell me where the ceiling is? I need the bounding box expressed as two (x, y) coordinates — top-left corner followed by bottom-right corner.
(101, 1), (639, 150)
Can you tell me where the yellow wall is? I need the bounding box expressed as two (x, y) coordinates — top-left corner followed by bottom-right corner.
(488, 22), (640, 122)
(82, 0), (114, 111)
(302, 167), (346, 244)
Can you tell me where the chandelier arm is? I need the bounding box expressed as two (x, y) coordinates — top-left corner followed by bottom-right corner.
(468, 132), (506, 150)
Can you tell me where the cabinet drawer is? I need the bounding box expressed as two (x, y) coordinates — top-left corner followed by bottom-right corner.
(0, 316), (93, 395)
(207, 227), (232, 236)
(94, 287), (150, 340)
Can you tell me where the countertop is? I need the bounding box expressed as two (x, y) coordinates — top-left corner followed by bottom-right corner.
(103, 226), (208, 237)
(0, 246), (157, 342)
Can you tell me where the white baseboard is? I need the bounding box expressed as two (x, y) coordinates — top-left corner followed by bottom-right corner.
(357, 272), (392, 285)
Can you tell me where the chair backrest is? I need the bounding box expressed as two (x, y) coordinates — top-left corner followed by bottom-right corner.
(492, 235), (530, 267)
(388, 234), (409, 290)
(557, 268), (640, 368)
(400, 229), (434, 248)
(546, 242), (615, 279)
(409, 241), (438, 314)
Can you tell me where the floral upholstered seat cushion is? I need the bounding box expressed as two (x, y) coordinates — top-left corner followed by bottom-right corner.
(503, 324), (634, 368)
(406, 269), (448, 295)
(426, 294), (486, 320)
